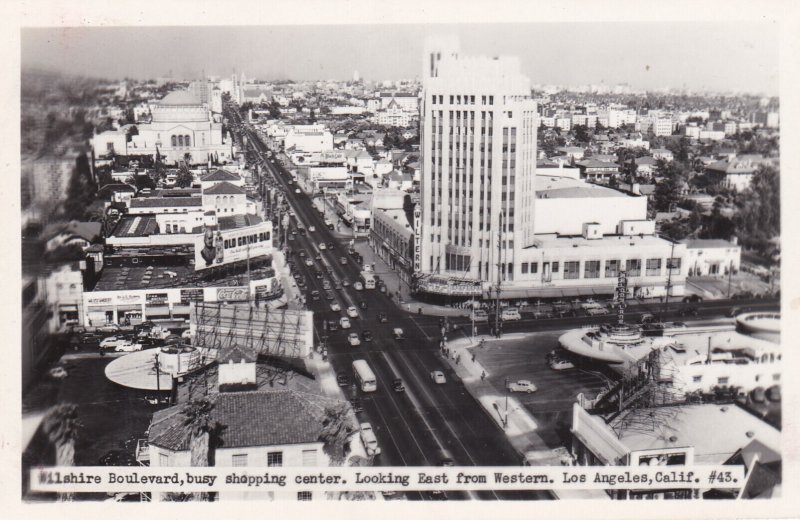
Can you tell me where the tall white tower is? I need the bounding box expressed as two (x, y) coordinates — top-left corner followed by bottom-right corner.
(418, 37), (538, 290)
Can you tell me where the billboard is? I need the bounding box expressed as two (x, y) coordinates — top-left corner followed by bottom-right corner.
(194, 221), (273, 271)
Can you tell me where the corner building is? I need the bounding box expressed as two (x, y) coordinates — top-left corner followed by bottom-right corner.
(420, 39), (539, 289)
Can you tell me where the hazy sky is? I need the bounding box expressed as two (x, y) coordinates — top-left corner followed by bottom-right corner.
(21, 23), (779, 95)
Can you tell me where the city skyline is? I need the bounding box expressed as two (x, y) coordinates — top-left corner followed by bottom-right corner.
(22, 22), (779, 96)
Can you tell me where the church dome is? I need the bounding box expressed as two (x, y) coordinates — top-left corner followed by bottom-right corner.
(159, 90), (201, 106)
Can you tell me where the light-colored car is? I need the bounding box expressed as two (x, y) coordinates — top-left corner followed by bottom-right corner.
(305, 258), (314, 267)
(348, 333), (361, 346)
(99, 336), (127, 349)
(97, 323), (121, 333)
(308, 226), (316, 232)
(319, 243), (327, 250)
(549, 358), (575, 371)
(294, 188), (301, 194)
(431, 370), (446, 384)
(507, 380), (537, 393)
(340, 317), (352, 329)
(347, 306), (359, 318)
(360, 422), (381, 456)
(330, 302), (341, 312)
(501, 308), (522, 321)
(115, 342), (143, 353)
(48, 366), (68, 379)
(354, 281), (364, 291)
(181, 329), (194, 339)
(585, 306), (610, 316)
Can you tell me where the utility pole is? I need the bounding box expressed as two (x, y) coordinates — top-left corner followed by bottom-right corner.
(495, 212), (503, 338)
(663, 239), (675, 316)
(727, 259), (733, 299)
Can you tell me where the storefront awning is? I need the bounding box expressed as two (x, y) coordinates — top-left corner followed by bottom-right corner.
(483, 285), (617, 300)
(171, 305), (192, 315)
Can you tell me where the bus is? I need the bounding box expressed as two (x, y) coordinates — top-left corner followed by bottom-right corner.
(352, 359), (377, 392)
(360, 272), (377, 290)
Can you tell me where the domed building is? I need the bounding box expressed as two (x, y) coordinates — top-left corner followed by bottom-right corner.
(124, 89), (233, 165)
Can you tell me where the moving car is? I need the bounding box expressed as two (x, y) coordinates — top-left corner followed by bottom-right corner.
(348, 333), (361, 346)
(347, 306), (359, 318)
(360, 423), (381, 456)
(430, 371), (446, 384)
(377, 312), (388, 323)
(507, 380), (537, 393)
(340, 257), (348, 265)
(322, 280), (331, 290)
(48, 366), (68, 379)
(639, 313), (658, 324)
(354, 281), (364, 291)
(325, 291), (336, 301)
(305, 258), (314, 267)
(336, 372), (350, 387)
(327, 319), (339, 331)
(308, 226), (316, 232)
(350, 398), (363, 413)
(294, 188), (301, 194)
(330, 302), (341, 312)
(393, 328), (405, 340)
(359, 301), (368, 310)
(392, 378), (405, 393)
(342, 279), (351, 287)
(362, 330), (373, 342)
(340, 317), (352, 329)
(310, 290), (321, 300)
(549, 358), (575, 371)
(319, 243), (327, 250)
(678, 306), (699, 317)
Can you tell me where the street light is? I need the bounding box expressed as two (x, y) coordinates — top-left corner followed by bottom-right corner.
(504, 376), (510, 428)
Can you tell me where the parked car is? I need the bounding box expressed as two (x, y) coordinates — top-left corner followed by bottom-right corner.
(431, 371), (446, 384)
(348, 333), (361, 346)
(340, 317), (352, 329)
(115, 342), (143, 353)
(682, 294), (704, 303)
(678, 305), (699, 317)
(507, 380), (537, 393)
(472, 309), (489, 322)
(501, 308), (522, 321)
(99, 336), (127, 349)
(549, 358), (575, 371)
(336, 372), (350, 387)
(48, 366), (68, 379)
(347, 306), (359, 318)
(350, 398), (363, 413)
(97, 323), (121, 333)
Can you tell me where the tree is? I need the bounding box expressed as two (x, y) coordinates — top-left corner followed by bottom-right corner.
(181, 398), (216, 501)
(176, 163), (193, 188)
(319, 402), (355, 466)
(572, 124), (590, 144)
(63, 153), (95, 220)
(652, 174), (681, 212)
(43, 404), (80, 501)
(126, 125), (139, 142)
(734, 165), (780, 255)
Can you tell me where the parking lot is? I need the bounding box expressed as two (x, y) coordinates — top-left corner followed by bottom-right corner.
(471, 330), (612, 447)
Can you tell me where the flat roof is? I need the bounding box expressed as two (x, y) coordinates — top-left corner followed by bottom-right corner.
(609, 404), (780, 464)
(680, 238), (738, 249)
(535, 175), (628, 198)
(130, 197), (202, 208)
(530, 233), (670, 249)
(111, 214), (160, 237)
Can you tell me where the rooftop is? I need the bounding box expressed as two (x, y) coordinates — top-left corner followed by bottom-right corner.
(158, 90), (202, 107)
(530, 233), (669, 250)
(148, 390), (333, 451)
(203, 181), (247, 195)
(609, 404), (780, 465)
(110, 214), (160, 238)
(130, 197), (202, 208)
(680, 238), (738, 249)
(201, 169), (241, 182)
(535, 175), (627, 199)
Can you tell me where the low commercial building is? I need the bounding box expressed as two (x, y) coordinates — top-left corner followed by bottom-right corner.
(570, 401), (780, 499)
(680, 238), (741, 276)
(370, 208), (414, 286)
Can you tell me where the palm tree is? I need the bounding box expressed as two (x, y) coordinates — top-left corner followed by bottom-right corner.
(319, 402), (353, 466)
(42, 404), (80, 502)
(180, 398), (215, 501)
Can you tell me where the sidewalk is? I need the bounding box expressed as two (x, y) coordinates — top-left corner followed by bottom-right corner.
(273, 250), (306, 311)
(442, 333), (563, 464)
(351, 239), (471, 318)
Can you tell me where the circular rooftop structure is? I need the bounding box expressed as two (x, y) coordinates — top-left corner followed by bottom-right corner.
(735, 312), (780, 343)
(105, 346), (216, 390)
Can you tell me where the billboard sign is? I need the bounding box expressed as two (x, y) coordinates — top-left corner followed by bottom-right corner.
(413, 204), (422, 273)
(194, 221), (273, 271)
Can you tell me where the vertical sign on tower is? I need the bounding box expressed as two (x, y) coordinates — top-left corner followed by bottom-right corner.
(413, 204), (422, 273)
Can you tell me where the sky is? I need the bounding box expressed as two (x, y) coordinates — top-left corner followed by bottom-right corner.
(21, 23), (780, 95)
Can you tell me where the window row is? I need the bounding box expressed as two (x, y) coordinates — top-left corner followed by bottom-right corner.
(171, 134), (192, 147)
(516, 258), (682, 278)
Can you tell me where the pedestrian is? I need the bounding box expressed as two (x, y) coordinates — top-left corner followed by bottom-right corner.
(472, 353), (476, 363)
(481, 370), (486, 380)
(456, 354), (460, 365)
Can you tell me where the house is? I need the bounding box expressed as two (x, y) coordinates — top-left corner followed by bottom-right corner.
(651, 148), (674, 162)
(704, 155), (772, 191)
(634, 156), (658, 177)
(680, 238), (742, 276)
(556, 146), (586, 160)
(147, 390), (340, 501)
(200, 169), (244, 192)
(575, 159), (619, 184)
